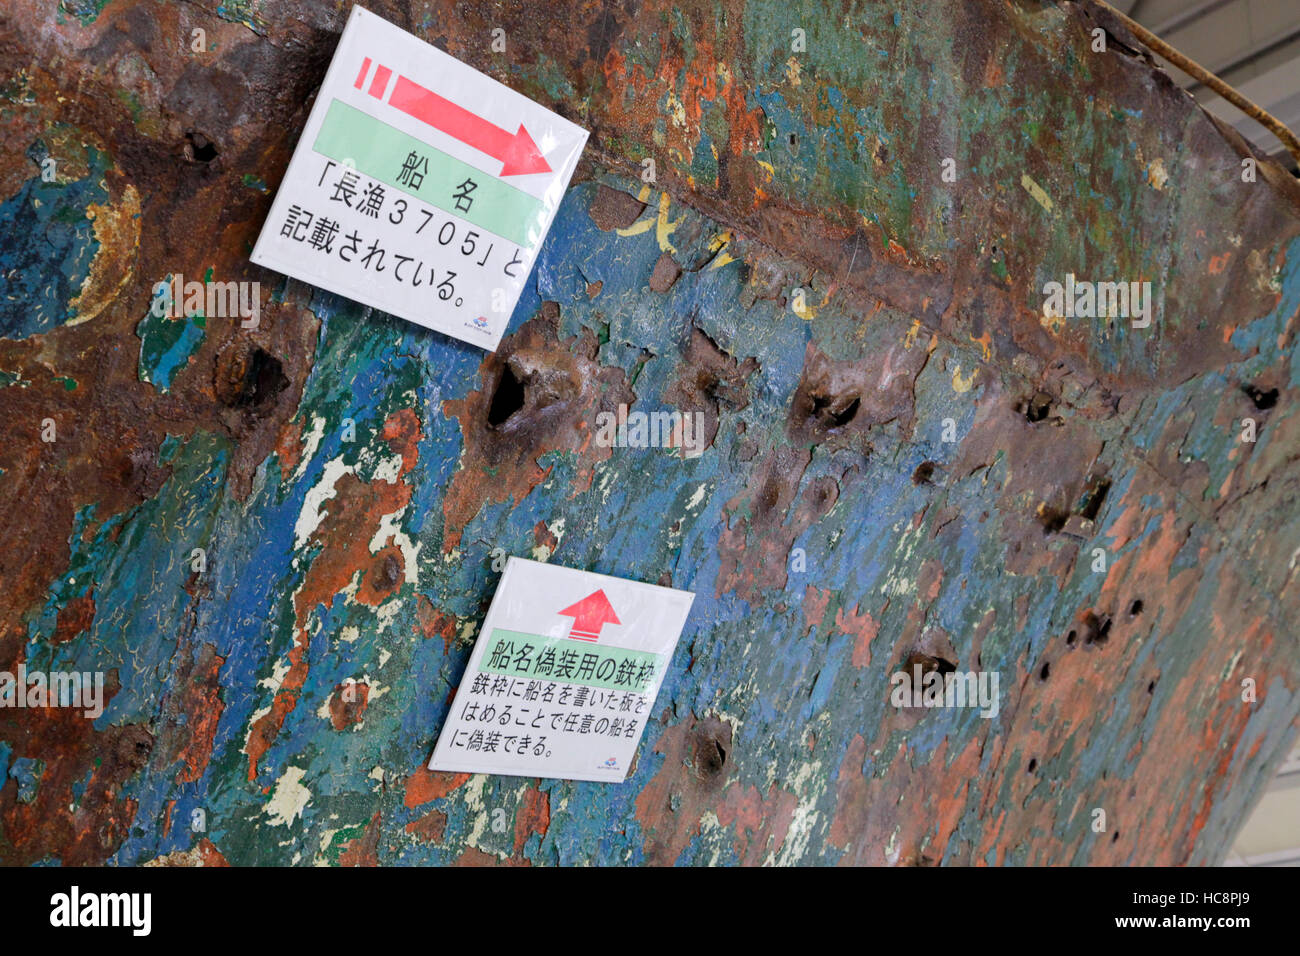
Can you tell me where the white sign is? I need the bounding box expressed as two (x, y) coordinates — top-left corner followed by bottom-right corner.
(251, 5), (588, 350)
(429, 558), (695, 782)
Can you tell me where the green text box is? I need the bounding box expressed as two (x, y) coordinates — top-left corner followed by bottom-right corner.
(478, 628), (663, 693)
(313, 99), (545, 247)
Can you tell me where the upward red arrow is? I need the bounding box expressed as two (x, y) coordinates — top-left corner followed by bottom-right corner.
(385, 73), (552, 177)
(559, 590), (620, 642)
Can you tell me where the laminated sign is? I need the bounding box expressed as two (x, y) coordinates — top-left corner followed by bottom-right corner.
(430, 558), (695, 782)
(251, 5), (588, 350)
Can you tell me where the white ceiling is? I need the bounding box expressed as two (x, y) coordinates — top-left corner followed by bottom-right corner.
(1225, 739), (1300, 866)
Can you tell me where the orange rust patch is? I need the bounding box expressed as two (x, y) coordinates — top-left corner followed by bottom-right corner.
(275, 417), (303, 483)
(53, 592), (96, 644)
(173, 645), (226, 784)
(801, 585), (833, 634)
(513, 786), (551, 855)
(406, 807), (448, 844)
(404, 766), (472, 809)
(834, 603), (879, 668)
(329, 681), (370, 730)
(533, 519), (559, 554)
(416, 595), (458, 652)
(715, 782), (799, 865)
(245, 407), (423, 780)
(337, 811), (383, 866)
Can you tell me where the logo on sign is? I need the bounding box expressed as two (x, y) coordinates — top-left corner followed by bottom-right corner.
(602, 757), (619, 769)
(559, 590), (620, 642)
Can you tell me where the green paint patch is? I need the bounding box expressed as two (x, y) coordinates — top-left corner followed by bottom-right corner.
(136, 301), (206, 393)
(242, 174), (269, 193)
(0, 70), (35, 105)
(115, 88), (143, 122)
(58, 0), (110, 26)
(321, 822), (369, 864)
(53, 375), (78, 391)
(216, 0), (269, 37)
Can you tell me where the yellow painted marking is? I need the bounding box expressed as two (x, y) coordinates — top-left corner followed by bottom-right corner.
(952, 364), (976, 392)
(1021, 173), (1054, 215)
(614, 185), (656, 237)
(707, 230), (736, 270)
(1146, 158), (1168, 190)
(616, 191), (682, 254)
(785, 56), (802, 86)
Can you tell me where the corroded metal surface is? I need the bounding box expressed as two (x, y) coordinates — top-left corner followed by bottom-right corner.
(1, 0), (1298, 865)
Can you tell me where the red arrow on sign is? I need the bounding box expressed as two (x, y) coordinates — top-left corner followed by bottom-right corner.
(358, 60), (552, 178)
(558, 590), (620, 642)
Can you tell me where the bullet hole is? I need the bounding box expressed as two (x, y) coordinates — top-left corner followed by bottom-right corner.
(689, 716), (733, 785)
(704, 739), (727, 774)
(809, 391), (860, 430)
(1078, 475), (1111, 522)
(487, 364), (527, 428)
(1111, 830), (1120, 843)
(1024, 390), (1053, 423)
(1039, 661), (1051, 681)
(903, 651), (957, 679)
(1027, 757), (1038, 774)
(1147, 680), (1156, 694)
(1038, 504), (1069, 534)
(875, 142), (889, 165)
(1065, 629), (1077, 647)
(1129, 599), (1143, 616)
(111, 725), (154, 776)
(912, 460), (937, 485)
(1241, 383), (1278, 410)
(1081, 611), (1112, 647)
(184, 131), (219, 163)
(377, 552), (401, 591)
(788, 132), (798, 148)
(216, 345), (288, 408)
